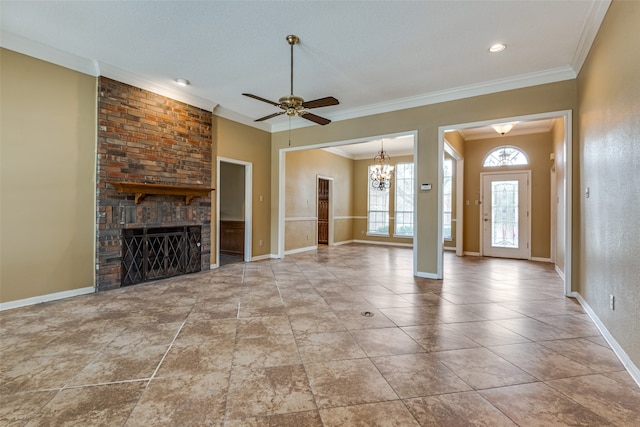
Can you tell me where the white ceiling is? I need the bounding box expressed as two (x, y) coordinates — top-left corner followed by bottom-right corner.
(1, 1), (609, 134)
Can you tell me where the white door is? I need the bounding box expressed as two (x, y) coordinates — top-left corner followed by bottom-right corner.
(481, 172), (530, 259)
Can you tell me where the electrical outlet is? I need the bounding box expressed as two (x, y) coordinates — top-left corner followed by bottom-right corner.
(259, 239), (263, 247)
(610, 294), (615, 310)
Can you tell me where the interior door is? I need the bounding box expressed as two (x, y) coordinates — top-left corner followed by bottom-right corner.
(317, 178), (329, 244)
(481, 172), (530, 259)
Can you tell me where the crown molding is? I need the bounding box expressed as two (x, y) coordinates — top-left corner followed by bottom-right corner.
(270, 65), (577, 133)
(1, 32), (218, 112)
(97, 62), (217, 112)
(3, 30), (579, 133)
(1, 31), (99, 76)
(571, 0), (611, 73)
(212, 105), (272, 132)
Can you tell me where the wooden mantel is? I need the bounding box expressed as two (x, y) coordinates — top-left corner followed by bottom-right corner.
(112, 182), (215, 205)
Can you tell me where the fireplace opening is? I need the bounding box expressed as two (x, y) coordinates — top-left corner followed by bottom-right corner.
(122, 226), (201, 286)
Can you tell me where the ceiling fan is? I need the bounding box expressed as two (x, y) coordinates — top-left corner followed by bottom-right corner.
(243, 34), (339, 126)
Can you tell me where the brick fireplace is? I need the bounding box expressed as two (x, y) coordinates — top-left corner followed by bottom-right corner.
(96, 77), (213, 291)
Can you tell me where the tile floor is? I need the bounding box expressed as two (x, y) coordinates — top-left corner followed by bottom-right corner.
(1, 245), (639, 426)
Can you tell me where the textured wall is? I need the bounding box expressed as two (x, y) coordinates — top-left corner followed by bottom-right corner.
(577, 0), (640, 367)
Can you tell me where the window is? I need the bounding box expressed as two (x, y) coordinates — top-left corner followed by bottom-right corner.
(368, 165), (389, 234)
(483, 146), (528, 167)
(443, 158), (453, 240)
(394, 163), (414, 236)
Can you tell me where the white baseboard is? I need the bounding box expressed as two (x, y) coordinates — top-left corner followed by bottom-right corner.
(555, 264), (566, 281)
(573, 292), (640, 388)
(463, 251), (480, 256)
(251, 254), (276, 261)
(530, 257), (552, 262)
(0, 286), (95, 311)
(443, 246), (456, 251)
(284, 246), (317, 255)
(332, 240), (355, 246)
(210, 264), (219, 269)
(353, 239), (413, 248)
(415, 271), (441, 280)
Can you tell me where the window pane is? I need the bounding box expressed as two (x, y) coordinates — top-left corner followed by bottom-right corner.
(443, 158), (452, 240)
(491, 180), (518, 248)
(394, 163), (414, 236)
(368, 165), (389, 234)
(483, 146), (528, 167)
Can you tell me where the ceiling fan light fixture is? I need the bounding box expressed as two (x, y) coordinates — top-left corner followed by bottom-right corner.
(489, 43), (507, 53)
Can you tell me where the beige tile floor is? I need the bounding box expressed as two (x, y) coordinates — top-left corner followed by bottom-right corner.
(1, 245), (639, 426)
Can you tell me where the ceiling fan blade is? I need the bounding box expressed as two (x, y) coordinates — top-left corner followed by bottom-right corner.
(302, 96), (340, 109)
(243, 93), (281, 107)
(300, 112), (331, 126)
(255, 111), (286, 122)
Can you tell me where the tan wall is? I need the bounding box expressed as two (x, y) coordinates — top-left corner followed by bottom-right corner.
(0, 49), (97, 303)
(462, 133), (552, 258)
(353, 155), (414, 245)
(219, 161), (245, 221)
(271, 80), (577, 275)
(577, 0), (640, 366)
(216, 117), (271, 259)
(551, 118), (566, 271)
(285, 149), (354, 251)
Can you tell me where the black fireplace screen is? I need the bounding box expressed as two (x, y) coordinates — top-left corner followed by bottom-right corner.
(122, 226), (201, 286)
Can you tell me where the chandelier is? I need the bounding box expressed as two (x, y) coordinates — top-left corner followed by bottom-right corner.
(370, 141), (394, 191)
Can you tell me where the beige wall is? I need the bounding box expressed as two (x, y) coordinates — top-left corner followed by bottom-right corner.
(219, 161), (245, 221)
(462, 133), (552, 258)
(353, 155), (414, 245)
(216, 117), (271, 260)
(284, 149), (354, 251)
(0, 49), (97, 303)
(271, 80), (577, 275)
(577, 0), (640, 366)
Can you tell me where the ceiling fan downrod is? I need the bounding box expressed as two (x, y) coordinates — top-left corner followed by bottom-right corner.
(286, 34), (299, 96)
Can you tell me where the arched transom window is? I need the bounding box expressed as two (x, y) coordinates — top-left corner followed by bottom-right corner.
(483, 146), (529, 167)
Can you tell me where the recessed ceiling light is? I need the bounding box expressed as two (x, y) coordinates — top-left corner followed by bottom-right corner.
(489, 44), (506, 53)
(175, 78), (190, 86)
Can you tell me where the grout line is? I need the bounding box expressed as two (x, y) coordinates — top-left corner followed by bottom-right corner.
(61, 377), (152, 390)
(146, 319), (187, 388)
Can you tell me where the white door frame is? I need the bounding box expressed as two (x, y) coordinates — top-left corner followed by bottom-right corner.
(216, 157), (253, 266)
(444, 140), (464, 257)
(438, 110), (573, 296)
(480, 170), (531, 259)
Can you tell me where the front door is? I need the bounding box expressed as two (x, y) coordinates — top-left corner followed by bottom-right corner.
(481, 171), (530, 259)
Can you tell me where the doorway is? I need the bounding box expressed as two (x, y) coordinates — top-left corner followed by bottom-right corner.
(481, 171), (530, 259)
(217, 158), (253, 266)
(317, 177), (330, 245)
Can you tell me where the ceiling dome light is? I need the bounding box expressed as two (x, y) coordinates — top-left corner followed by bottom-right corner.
(491, 123), (515, 135)
(175, 78), (190, 86)
(489, 43), (506, 53)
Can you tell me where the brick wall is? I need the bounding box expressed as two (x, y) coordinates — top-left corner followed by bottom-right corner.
(96, 77), (213, 291)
